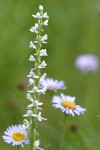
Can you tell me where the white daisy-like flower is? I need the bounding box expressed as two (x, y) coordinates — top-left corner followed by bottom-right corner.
(2, 125), (29, 147)
(52, 93), (86, 116)
(75, 54), (99, 73)
(40, 78), (66, 92)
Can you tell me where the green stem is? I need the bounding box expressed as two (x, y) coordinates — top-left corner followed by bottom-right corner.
(59, 114), (67, 150)
(17, 146), (20, 150)
(29, 118), (34, 150)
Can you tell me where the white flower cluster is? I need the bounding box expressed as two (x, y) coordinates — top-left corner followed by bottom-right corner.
(23, 5), (49, 149)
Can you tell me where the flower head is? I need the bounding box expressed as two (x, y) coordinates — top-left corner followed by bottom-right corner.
(40, 78), (66, 92)
(2, 125), (29, 147)
(52, 93), (86, 116)
(75, 54), (99, 73)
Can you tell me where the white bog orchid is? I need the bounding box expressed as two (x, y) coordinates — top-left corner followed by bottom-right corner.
(29, 55), (36, 61)
(29, 41), (36, 49)
(40, 49), (48, 56)
(38, 61), (47, 68)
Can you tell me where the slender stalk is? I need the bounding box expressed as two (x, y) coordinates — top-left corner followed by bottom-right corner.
(28, 6), (48, 150)
(29, 118), (35, 150)
(17, 146), (20, 150)
(59, 114), (67, 150)
(22, 5), (49, 150)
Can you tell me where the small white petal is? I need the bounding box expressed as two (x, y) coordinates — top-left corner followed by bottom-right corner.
(29, 55), (36, 61)
(28, 78), (34, 86)
(27, 71), (39, 78)
(40, 49), (47, 56)
(32, 12), (41, 18)
(34, 140), (43, 150)
(26, 93), (33, 101)
(40, 73), (47, 82)
(29, 41), (36, 49)
(30, 23), (39, 33)
(38, 61), (47, 68)
(23, 110), (34, 117)
(43, 20), (48, 26)
(42, 12), (49, 18)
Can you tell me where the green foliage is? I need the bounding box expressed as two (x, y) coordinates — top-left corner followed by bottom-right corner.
(0, 0), (100, 149)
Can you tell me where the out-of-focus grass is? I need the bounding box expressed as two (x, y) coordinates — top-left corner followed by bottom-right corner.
(0, 0), (100, 149)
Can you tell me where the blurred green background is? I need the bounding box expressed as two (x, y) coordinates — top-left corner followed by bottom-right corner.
(0, 0), (100, 149)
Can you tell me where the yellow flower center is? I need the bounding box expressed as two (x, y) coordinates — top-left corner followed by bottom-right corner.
(12, 132), (25, 141)
(62, 101), (76, 109)
(49, 84), (55, 90)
